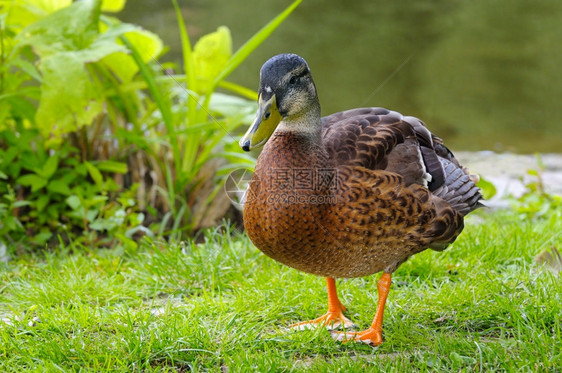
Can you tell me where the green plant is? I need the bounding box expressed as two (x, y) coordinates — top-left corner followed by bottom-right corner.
(0, 125), (144, 252)
(121, 0), (303, 238)
(0, 0), (303, 250)
(0, 0), (164, 250)
(0, 0), (156, 137)
(510, 154), (561, 219)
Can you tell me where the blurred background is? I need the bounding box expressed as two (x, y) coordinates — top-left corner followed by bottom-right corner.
(121, 0), (562, 153)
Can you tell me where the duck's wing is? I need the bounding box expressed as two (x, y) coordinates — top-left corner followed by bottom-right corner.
(322, 107), (483, 249)
(322, 107), (482, 214)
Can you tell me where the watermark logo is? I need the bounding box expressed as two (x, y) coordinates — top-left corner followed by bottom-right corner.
(224, 168), (338, 207)
(224, 168), (259, 209)
(268, 168), (338, 192)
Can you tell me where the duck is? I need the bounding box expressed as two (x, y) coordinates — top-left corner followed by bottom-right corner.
(239, 53), (483, 346)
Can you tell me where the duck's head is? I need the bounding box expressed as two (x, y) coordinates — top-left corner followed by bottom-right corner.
(240, 54), (320, 151)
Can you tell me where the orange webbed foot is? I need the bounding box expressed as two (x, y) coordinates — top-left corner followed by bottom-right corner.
(331, 272), (392, 347)
(331, 327), (383, 346)
(290, 277), (355, 331)
(290, 307), (355, 331)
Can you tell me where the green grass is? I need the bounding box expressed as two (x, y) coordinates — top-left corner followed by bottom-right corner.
(0, 210), (561, 372)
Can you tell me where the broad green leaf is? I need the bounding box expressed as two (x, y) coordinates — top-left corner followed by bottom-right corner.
(29, 0), (72, 14)
(192, 26), (232, 94)
(90, 218), (115, 231)
(476, 177), (497, 200)
(3, 3), (44, 30)
(527, 169), (538, 176)
(101, 27), (163, 82)
(17, 174), (47, 192)
(126, 28), (163, 62)
(75, 32), (129, 62)
(96, 160), (128, 174)
(2, 0), (72, 30)
(115, 232), (138, 250)
(40, 155), (58, 179)
(209, 92), (256, 120)
(32, 25), (130, 136)
(1, 95), (38, 125)
(0, 170), (7, 179)
(12, 200), (31, 208)
(14, 0), (132, 138)
(101, 0), (126, 13)
(85, 161), (104, 190)
(47, 179), (71, 195)
(35, 194), (49, 212)
(31, 231), (52, 245)
(4, 147), (19, 164)
(15, 0), (102, 56)
(19, 149), (41, 173)
(36, 53), (104, 137)
(66, 195), (81, 210)
(86, 209), (98, 222)
(90, 195), (108, 205)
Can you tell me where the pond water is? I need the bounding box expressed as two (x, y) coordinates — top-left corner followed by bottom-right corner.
(121, 0), (562, 153)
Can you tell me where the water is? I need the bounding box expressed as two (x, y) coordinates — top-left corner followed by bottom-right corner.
(121, 0), (562, 153)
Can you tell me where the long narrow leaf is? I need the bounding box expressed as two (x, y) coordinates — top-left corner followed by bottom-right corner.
(0, 87), (41, 101)
(171, 0), (197, 117)
(117, 37), (174, 133)
(211, 0), (303, 90)
(212, 151), (256, 164)
(172, 0), (202, 177)
(215, 162), (256, 176)
(107, 16), (183, 199)
(218, 80), (258, 100)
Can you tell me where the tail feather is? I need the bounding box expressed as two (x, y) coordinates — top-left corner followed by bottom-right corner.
(432, 157), (483, 216)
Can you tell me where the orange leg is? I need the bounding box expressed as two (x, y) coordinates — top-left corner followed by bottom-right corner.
(291, 277), (355, 330)
(332, 272), (392, 345)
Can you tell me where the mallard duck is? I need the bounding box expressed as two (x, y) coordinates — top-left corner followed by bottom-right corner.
(239, 53), (482, 345)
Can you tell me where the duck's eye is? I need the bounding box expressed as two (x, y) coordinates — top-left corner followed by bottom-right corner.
(289, 76), (297, 85)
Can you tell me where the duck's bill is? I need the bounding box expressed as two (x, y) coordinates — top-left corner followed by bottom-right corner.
(239, 95), (282, 152)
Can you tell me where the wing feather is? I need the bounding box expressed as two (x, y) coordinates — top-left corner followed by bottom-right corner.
(321, 107), (483, 217)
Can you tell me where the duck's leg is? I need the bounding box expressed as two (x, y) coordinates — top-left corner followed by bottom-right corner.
(290, 277), (355, 330)
(332, 272), (391, 345)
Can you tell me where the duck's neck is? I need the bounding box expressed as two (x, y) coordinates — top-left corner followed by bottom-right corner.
(257, 100), (328, 172)
(258, 135), (330, 187)
(275, 102), (322, 143)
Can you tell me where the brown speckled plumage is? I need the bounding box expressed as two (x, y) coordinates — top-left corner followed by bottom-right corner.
(244, 107), (482, 278)
(240, 54), (483, 345)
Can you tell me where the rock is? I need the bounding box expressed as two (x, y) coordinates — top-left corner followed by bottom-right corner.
(456, 152), (562, 208)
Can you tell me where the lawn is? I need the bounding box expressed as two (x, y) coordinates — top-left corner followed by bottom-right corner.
(0, 209), (560, 372)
